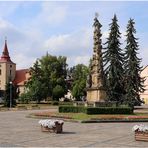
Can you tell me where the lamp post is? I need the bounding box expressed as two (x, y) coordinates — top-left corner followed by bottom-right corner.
(9, 81), (12, 109)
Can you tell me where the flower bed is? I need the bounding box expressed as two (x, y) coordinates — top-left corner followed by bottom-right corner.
(132, 124), (148, 141)
(38, 119), (64, 133)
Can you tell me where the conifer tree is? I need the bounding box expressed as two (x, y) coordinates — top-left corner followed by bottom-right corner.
(103, 14), (125, 104)
(124, 18), (145, 107)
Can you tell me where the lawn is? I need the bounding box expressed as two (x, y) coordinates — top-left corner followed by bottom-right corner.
(31, 111), (148, 121)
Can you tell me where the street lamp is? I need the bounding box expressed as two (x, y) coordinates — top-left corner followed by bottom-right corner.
(9, 81), (12, 109)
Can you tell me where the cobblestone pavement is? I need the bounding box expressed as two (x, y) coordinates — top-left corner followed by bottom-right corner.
(0, 109), (148, 147)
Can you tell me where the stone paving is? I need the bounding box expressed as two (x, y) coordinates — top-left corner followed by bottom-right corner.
(0, 109), (148, 147)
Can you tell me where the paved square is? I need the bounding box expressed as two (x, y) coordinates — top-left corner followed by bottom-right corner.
(0, 109), (148, 147)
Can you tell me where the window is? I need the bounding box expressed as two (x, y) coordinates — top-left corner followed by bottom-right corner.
(10, 65), (12, 68)
(0, 69), (1, 75)
(10, 70), (11, 75)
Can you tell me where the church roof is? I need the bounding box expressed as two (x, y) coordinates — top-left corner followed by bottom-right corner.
(13, 69), (30, 86)
(0, 39), (14, 63)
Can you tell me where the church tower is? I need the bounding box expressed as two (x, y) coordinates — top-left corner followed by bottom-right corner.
(0, 39), (16, 91)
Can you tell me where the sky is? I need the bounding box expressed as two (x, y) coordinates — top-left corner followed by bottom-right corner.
(0, 1), (147, 69)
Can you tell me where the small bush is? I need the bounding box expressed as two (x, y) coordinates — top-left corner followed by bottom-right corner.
(86, 107), (133, 115)
(52, 101), (59, 106)
(59, 106), (87, 113)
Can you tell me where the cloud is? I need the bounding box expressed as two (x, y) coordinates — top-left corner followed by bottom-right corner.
(67, 55), (90, 67)
(12, 53), (36, 69)
(44, 27), (93, 57)
(0, 1), (147, 70)
(0, 19), (27, 43)
(0, 18), (41, 69)
(28, 2), (68, 29)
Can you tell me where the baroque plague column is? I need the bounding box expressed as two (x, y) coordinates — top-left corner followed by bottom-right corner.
(86, 14), (106, 102)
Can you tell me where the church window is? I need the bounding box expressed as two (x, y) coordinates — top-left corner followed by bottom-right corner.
(10, 65), (12, 68)
(0, 69), (1, 75)
(10, 70), (11, 75)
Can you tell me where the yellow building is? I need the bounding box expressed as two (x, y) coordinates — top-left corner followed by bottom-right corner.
(0, 40), (30, 96)
(140, 65), (148, 104)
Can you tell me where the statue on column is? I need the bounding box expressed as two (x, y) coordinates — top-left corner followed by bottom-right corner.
(86, 13), (106, 102)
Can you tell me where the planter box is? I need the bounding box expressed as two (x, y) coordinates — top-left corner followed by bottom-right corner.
(41, 121), (64, 133)
(135, 131), (148, 141)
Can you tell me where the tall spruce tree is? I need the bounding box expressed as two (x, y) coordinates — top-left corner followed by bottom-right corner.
(124, 18), (145, 107)
(103, 14), (125, 104)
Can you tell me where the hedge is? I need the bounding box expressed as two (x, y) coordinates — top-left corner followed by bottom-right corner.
(59, 106), (87, 113)
(86, 107), (133, 114)
(59, 106), (133, 114)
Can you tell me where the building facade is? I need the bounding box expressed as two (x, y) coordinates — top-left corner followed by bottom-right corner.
(140, 65), (148, 104)
(0, 40), (29, 96)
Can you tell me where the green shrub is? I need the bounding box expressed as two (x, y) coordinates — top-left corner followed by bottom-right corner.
(52, 101), (59, 105)
(59, 106), (87, 113)
(86, 107), (133, 115)
(59, 106), (133, 114)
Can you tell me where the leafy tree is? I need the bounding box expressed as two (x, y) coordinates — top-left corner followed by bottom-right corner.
(19, 92), (31, 104)
(103, 14), (125, 104)
(40, 54), (67, 100)
(124, 18), (145, 107)
(53, 85), (65, 101)
(25, 54), (68, 102)
(71, 64), (89, 80)
(3, 83), (19, 107)
(26, 60), (48, 103)
(71, 64), (89, 101)
(72, 79), (86, 101)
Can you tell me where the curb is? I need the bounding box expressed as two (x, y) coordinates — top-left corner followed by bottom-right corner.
(81, 119), (148, 123)
(27, 114), (148, 123)
(26, 114), (80, 123)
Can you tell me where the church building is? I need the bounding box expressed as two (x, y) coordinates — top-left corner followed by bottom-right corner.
(0, 40), (30, 96)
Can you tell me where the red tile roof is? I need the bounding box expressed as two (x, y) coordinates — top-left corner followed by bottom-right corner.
(13, 69), (30, 85)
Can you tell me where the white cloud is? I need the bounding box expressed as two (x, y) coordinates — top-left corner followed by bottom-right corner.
(28, 2), (68, 28)
(44, 28), (93, 57)
(12, 53), (36, 70)
(0, 18), (41, 69)
(67, 55), (90, 67)
(0, 1), (147, 70)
